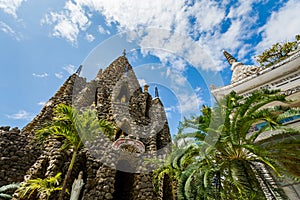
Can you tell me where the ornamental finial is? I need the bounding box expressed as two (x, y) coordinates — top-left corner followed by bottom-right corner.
(76, 65), (83, 75)
(223, 50), (237, 65)
(155, 86), (159, 98)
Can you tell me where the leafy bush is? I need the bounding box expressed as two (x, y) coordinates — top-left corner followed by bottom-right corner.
(256, 35), (300, 67)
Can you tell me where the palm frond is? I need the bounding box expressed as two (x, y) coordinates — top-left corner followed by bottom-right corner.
(0, 183), (19, 193)
(0, 183), (19, 199)
(17, 173), (62, 199)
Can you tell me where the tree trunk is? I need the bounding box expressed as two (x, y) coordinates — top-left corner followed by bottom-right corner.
(58, 149), (77, 200)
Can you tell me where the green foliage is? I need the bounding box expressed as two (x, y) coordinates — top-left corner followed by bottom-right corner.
(256, 34), (300, 67)
(167, 90), (300, 200)
(36, 104), (115, 200)
(0, 183), (19, 199)
(151, 146), (181, 195)
(16, 173), (62, 200)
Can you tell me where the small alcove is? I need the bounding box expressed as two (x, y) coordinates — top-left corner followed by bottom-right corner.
(116, 84), (130, 104)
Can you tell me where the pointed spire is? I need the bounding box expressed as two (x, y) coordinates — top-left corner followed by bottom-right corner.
(155, 86), (159, 98)
(95, 69), (102, 80)
(223, 50), (237, 65)
(76, 65), (83, 75)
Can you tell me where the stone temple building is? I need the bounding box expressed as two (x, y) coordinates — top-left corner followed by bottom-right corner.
(0, 54), (172, 199)
(211, 50), (300, 200)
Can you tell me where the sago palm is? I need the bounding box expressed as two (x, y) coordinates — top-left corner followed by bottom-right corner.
(177, 90), (300, 200)
(0, 183), (19, 199)
(37, 104), (115, 200)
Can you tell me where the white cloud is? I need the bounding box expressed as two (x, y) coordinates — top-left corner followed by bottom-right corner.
(41, 0), (91, 45)
(0, 0), (25, 18)
(6, 110), (34, 120)
(164, 106), (178, 119)
(138, 78), (147, 86)
(255, 0), (300, 54)
(0, 21), (21, 40)
(177, 92), (202, 116)
(195, 87), (202, 93)
(54, 72), (63, 79)
(43, 0), (271, 70)
(32, 72), (48, 78)
(85, 33), (95, 42)
(164, 69), (202, 115)
(165, 106), (177, 112)
(63, 64), (76, 74)
(38, 101), (46, 106)
(98, 25), (110, 34)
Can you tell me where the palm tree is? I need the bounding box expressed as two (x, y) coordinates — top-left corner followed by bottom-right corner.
(176, 90), (300, 199)
(37, 104), (115, 200)
(0, 183), (19, 199)
(16, 173), (62, 200)
(152, 146), (182, 200)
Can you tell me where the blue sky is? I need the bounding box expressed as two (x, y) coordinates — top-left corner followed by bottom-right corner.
(0, 0), (299, 136)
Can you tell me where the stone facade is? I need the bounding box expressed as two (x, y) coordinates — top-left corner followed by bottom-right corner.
(0, 55), (172, 200)
(0, 126), (39, 187)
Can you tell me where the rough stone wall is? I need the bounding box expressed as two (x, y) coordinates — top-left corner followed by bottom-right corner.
(132, 173), (158, 200)
(91, 55), (171, 199)
(0, 126), (39, 187)
(97, 56), (140, 121)
(73, 79), (97, 109)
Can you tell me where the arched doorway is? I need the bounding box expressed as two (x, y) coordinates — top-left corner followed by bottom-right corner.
(113, 160), (135, 200)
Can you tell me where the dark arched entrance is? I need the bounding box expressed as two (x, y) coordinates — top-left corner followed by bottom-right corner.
(113, 160), (135, 200)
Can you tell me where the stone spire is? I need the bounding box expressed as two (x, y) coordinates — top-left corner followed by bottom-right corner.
(223, 50), (237, 65)
(155, 86), (159, 98)
(95, 69), (102, 81)
(76, 65), (83, 75)
(222, 50), (260, 84)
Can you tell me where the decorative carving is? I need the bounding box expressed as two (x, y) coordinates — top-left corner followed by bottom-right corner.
(112, 138), (145, 153)
(284, 85), (300, 96)
(231, 64), (261, 83)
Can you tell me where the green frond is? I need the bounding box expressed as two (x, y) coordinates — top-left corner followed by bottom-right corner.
(17, 173), (62, 199)
(0, 183), (19, 193)
(0, 193), (13, 199)
(0, 183), (19, 199)
(277, 108), (300, 121)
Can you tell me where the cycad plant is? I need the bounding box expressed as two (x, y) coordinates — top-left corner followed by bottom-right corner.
(0, 183), (19, 199)
(152, 146), (182, 200)
(37, 104), (115, 200)
(16, 172), (62, 200)
(174, 90), (300, 200)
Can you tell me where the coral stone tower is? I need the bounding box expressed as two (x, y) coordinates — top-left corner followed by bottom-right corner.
(0, 54), (172, 200)
(79, 55), (172, 200)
